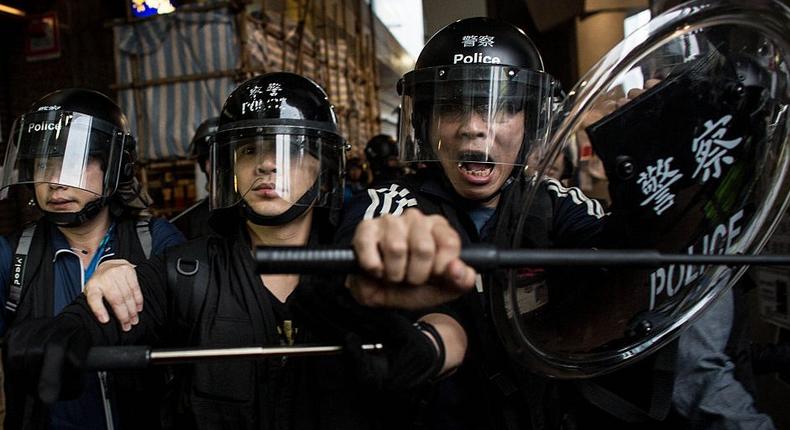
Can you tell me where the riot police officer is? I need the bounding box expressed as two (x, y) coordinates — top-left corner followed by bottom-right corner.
(0, 88), (185, 429)
(364, 134), (401, 186)
(343, 11), (787, 429)
(337, 17), (609, 429)
(171, 117), (219, 239)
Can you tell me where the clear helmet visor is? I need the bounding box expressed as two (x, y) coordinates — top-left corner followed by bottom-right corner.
(491, 0), (790, 378)
(399, 65), (562, 200)
(0, 111), (127, 199)
(210, 127), (345, 215)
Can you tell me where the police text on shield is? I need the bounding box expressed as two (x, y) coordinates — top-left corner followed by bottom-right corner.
(648, 209), (743, 310)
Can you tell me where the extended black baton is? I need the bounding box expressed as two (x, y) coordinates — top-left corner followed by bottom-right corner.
(255, 245), (790, 274)
(83, 343), (383, 371)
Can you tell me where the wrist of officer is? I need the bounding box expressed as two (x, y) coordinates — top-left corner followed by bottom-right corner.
(413, 320), (446, 378)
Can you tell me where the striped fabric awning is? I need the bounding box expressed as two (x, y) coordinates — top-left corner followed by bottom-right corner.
(113, 7), (240, 161)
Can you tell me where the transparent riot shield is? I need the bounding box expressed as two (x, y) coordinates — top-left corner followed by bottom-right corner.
(493, 0), (790, 377)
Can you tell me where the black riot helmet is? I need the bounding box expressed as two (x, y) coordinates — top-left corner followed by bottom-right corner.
(0, 88), (137, 226)
(364, 134), (401, 181)
(211, 72), (346, 226)
(397, 17), (562, 203)
(189, 116), (219, 175)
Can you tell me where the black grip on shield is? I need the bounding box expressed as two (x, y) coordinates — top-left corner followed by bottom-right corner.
(84, 345), (150, 371)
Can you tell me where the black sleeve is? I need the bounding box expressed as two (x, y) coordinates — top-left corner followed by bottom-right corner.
(335, 182), (419, 246)
(542, 178), (609, 248)
(61, 254), (170, 347)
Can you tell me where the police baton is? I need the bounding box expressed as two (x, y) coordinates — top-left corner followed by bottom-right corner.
(255, 245), (790, 273)
(82, 343), (383, 371)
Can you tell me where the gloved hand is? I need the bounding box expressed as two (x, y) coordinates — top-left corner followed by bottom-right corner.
(343, 319), (442, 392)
(3, 314), (92, 404)
(292, 279), (442, 392)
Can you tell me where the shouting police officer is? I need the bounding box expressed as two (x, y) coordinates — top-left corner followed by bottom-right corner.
(337, 17), (610, 429)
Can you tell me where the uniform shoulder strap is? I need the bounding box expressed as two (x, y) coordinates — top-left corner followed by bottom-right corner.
(165, 237), (211, 337)
(5, 223), (37, 315)
(135, 219), (153, 259)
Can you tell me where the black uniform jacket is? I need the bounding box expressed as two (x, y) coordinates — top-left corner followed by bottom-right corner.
(56, 211), (406, 430)
(336, 171), (609, 430)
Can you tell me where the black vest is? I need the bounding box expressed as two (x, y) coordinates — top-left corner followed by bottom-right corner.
(161, 215), (394, 430)
(3, 217), (163, 430)
(5, 218), (150, 325)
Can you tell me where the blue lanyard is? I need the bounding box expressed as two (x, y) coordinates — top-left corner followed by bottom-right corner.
(84, 223), (115, 281)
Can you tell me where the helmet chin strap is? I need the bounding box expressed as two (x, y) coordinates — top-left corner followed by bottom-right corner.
(41, 197), (108, 228)
(242, 180), (320, 226)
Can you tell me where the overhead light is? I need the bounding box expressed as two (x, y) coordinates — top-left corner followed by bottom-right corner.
(0, 3), (26, 17)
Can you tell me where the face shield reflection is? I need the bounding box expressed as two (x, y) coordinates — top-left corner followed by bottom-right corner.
(233, 135), (320, 205)
(211, 130), (344, 215)
(0, 111), (126, 198)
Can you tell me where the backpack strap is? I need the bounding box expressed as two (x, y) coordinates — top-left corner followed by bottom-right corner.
(5, 224), (37, 315)
(136, 220), (153, 259)
(165, 237), (210, 339)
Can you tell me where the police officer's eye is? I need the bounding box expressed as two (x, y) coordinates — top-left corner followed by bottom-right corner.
(293, 137), (309, 151)
(498, 102), (521, 115)
(238, 144), (257, 156)
(437, 104), (467, 118)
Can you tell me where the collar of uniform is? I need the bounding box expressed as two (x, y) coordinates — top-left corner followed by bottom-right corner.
(417, 175), (457, 203)
(417, 174), (497, 212)
(208, 205), (245, 236)
(50, 221), (117, 262)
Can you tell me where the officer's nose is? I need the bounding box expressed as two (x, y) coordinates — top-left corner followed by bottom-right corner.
(458, 112), (490, 140)
(255, 155), (277, 175)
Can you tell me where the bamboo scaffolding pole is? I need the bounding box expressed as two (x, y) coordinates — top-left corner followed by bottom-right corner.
(358, 0), (372, 140)
(340, 0), (358, 147)
(355, 0), (366, 142)
(331, 1), (341, 111)
(129, 32), (148, 161)
(294, 0), (303, 73)
(319, 0), (331, 95)
(281, 0), (288, 71)
(111, 70), (238, 91)
(235, 1), (253, 80)
(366, 0), (380, 137)
(309, 0), (322, 87)
(294, 0), (312, 74)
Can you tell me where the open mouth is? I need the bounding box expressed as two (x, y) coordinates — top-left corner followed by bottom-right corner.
(456, 152), (496, 183)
